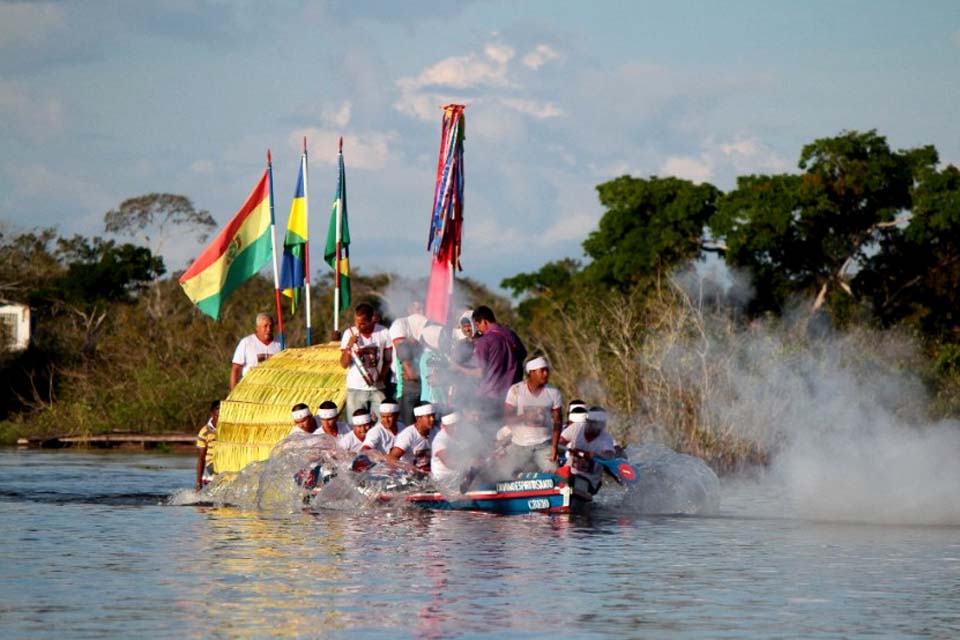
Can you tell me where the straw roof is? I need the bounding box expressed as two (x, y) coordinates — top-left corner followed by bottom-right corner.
(215, 343), (347, 473)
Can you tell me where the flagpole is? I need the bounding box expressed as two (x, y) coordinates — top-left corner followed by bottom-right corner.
(302, 137), (313, 347)
(333, 136), (343, 335)
(267, 149), (286, 349)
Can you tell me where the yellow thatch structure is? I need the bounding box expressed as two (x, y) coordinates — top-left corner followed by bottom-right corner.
(215, 342), (347, 474)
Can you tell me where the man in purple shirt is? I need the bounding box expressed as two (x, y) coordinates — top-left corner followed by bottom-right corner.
(454, 305), (526, 424)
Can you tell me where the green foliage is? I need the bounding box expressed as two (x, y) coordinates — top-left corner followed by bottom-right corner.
(583, 176), (720, 289)
(710, 131), (939, 319)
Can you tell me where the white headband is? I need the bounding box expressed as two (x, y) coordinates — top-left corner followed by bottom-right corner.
(525, 357), (549, 373)
(316, 408), (338, 419)
(569, 412), (588, 423)
(567, 403), (587, 418)
(413, 404), (435, 417)
(441, 412), (460, 426)
(352, 414), (372, 426)
(291, 408), (311, 421)
(379, 402), (399, 414)
(588, 410), (608, 422)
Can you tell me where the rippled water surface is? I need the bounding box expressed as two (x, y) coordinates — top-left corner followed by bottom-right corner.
(1, 450), (958, 639)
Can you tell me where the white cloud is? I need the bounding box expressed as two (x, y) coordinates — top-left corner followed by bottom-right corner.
(393, 91), (472, 123)
(0, 2), (66, 48)
(322, 101), (352, 128)
(397, 43), (516, 92)
(661, 154), (715, 182)
(522, 44), (560, 70)
(498, 97), (563, 119)
(290, 128), (396, 171)
(484, 43), (515, 65)
(189, 160), (214, 174)
(661, 136), (790, 183)
(0, 81), (64, 140)
(539, 211), (595, 245)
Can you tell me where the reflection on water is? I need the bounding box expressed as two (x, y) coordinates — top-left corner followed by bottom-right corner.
(1, 450), (959, 639)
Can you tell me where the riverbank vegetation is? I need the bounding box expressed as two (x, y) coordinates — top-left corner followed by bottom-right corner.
(3, 130), (959, 472)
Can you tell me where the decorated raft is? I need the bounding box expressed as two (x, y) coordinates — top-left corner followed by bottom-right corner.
(214, 343), (346, 476)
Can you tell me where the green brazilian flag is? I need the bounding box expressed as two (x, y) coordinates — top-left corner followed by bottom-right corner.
(324, 148), (350, 314)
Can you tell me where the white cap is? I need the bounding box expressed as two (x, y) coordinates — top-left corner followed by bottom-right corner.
(569, 412), (588, 423)
(525, 356), (549, 373)
(316, 407), (338, 419)
(413, 404), (436, 417)
(291, 407), (311, 421)
(441, 412), (460, 426)
(352, 413), (373, 426)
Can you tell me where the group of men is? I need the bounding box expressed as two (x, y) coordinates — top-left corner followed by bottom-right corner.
(196, 303), (618, 494)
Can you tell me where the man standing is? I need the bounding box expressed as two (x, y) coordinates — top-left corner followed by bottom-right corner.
(195, 400), (220, 491)
(454, 305), (526, 422)
(389, 303), (428, 426)
(502, 356), (563, 473)
(230, 313), (282, 389)
(340, 303), (393, 418)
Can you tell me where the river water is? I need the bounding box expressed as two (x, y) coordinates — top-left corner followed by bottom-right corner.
(1, 449), (958, 639)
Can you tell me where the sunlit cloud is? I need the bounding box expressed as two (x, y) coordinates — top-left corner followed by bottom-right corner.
(291, 128), (396, 171)
(0, 2), (66, 48)
(498, 97), (563, 119)
(0, 81), (64, 140)
(522, 44), (561, 70)
(321, 101), (352, 128)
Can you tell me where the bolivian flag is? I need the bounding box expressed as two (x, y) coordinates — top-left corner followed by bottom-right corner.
(179, 171), (273, 320)
(279, 156), (307, 312)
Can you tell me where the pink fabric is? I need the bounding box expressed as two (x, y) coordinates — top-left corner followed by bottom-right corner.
(426, 257), (451, 324)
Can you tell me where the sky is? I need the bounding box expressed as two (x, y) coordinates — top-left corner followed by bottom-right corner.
(1, 0), (958, 295)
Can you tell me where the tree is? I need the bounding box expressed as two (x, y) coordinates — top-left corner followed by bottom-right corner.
(104, 193), (215, 256)
(710, 130), (937, 317)
(582, 176), (720, 289)
(857, 164), (960, 341)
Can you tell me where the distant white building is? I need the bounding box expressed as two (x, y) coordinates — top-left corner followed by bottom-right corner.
(0, 303), (30, 351)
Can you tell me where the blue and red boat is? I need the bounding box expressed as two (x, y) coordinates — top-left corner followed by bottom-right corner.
(406, 470), (593, 514)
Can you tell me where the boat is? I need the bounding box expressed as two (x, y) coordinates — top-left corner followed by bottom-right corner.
(406, 469), (593, 514)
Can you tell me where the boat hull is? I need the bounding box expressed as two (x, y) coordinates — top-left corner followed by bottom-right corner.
(406, 472), (592, 515)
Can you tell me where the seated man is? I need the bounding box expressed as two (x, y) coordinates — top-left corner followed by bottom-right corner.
(362, 398), (403, 455)
(316, 400), (350, 439)
(387, 401), (437, 475)
(288, 402), (320, 437)
(431, 411), (472, 490)
(195, 400), (220, 491)
(559, 406), (616, 494)
(339, 409), (373, 453)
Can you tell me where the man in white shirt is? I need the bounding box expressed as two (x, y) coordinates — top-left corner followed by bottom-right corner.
(388, 401), (437, 475)
(339, 409), (373, 453)
(501, 356), (563, 474)
(316, 400), (350, 439)
(362, 399), (403, 455)
(560, 406), (616, 494)
(230, 313), (282, 389)
(431, 412), (473, 491)
(340, 303), (393, 418)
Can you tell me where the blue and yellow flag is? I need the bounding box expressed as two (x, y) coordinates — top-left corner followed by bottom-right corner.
(279, 154), (308, 312)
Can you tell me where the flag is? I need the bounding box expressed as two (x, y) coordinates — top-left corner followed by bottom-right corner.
(179, 170), (273, 320)
(324, 145), (351, 314)
(425, 104), (465, 324)
(279, 155), (308, 312)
